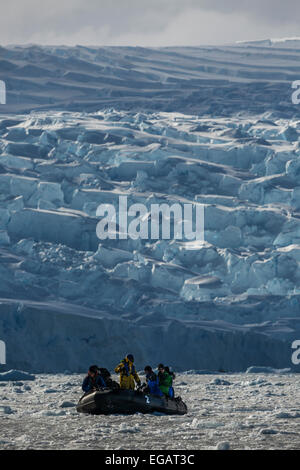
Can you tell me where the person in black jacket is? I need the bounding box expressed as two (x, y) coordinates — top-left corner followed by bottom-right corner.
(82, 365), (106, 393)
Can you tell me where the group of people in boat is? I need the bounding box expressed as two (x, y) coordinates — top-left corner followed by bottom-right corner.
(82, 354), (175, 399)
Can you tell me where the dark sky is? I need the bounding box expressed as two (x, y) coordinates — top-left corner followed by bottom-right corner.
(1, 0), (300, 46)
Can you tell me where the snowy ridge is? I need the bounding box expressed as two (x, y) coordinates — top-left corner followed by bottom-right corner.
(237, 38), (300, 47)
(0, 108), (300, 372)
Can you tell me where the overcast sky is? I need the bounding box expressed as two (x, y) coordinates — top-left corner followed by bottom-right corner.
(1, 0), (300, 46)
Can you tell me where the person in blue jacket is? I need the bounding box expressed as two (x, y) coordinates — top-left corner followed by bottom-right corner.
(143, 366), (164, 397)
(82, 365), (106, 393)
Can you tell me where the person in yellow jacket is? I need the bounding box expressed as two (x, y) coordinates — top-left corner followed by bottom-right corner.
(114, 354), (141, 390)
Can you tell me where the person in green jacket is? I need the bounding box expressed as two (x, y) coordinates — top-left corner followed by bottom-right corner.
(157, 363), (174, 398)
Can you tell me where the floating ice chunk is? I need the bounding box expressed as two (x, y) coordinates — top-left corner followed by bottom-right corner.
(240, 378), (270, 387)
(215, 441), (230, 450)
(118, 423), (140, 433)
(183, 370), (221, 375)
(60, 401), (76, 408)
(191, 418), (224, 429)
(36, 410), (67, 416)
(0, 405), (15, 414)
(211, 378), (232, 386)
(274, 411), (300, 419)
(259, 428), (278, 435)
(246, 366), (291, 374)
(0, 370), (35, 381)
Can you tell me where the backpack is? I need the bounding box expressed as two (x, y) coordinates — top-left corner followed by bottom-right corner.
(98, 367), (111, 380)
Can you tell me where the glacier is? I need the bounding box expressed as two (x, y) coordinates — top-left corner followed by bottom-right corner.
(0, 41), (300, 373)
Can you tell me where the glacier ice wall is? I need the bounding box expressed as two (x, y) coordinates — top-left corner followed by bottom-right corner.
(0, 109), (299, 372)
(0, 41), (300, 372)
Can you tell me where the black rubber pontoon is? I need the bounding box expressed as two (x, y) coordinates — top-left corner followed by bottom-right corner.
(76, 388), (187, 415)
